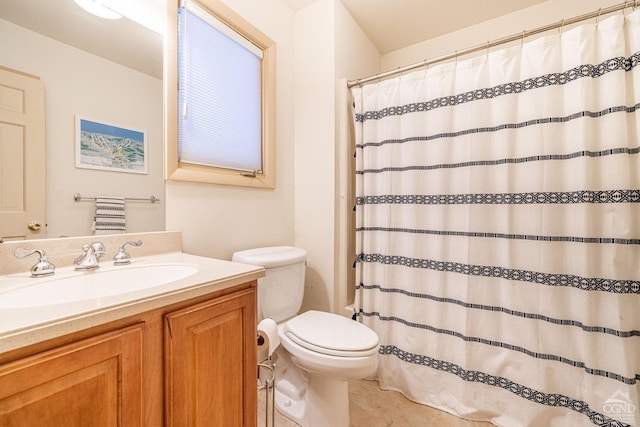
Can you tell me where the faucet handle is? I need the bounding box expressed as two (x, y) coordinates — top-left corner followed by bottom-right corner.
(113, 240), (142, 265)
(14, 248), (56, 277)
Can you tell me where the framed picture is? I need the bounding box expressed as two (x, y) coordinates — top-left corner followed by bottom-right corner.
(75, 115), (147, 174)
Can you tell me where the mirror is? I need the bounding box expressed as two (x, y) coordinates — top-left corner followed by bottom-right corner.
(0, 0), (165, 239)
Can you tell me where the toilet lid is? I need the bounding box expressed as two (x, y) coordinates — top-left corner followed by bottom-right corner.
(283, 310), (379, 357)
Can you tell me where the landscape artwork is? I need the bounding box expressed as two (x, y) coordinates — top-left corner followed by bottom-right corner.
(76, 116), (147, 174)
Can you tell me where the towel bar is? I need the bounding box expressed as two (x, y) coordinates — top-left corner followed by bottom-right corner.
(73, 193), (161, 203)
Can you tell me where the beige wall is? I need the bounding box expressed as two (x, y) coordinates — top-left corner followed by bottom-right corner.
(170, 0), (622, 316)
(294, 0), (379, 313)
(294, 0), (336, 312)
(0, 19), (164, 238)
(165, 0), (296, 261)
(294, 0), (380, 313)
(335, 0), (622, 314)
(333, 0), (380, 313)
(165, 0), (380, 316)
(382, 0), (622, 72)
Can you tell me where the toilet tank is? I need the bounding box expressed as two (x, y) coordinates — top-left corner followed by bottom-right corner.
(232, 246), (307, 322)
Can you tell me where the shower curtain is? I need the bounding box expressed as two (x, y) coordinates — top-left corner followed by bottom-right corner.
(351, 10), (639, 427)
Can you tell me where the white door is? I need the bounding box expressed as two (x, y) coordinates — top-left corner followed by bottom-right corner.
(0, 65), (45, 241)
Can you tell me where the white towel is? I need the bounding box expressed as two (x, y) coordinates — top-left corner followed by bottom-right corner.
(93, 197), (126, 234)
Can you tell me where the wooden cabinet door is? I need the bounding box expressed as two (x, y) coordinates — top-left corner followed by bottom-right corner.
(0, 324), (143, 427)
(165, 288), (257, 427)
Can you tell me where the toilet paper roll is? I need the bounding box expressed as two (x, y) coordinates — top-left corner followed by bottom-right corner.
(257, 332), (269, 362)
(257, 318), (280, 356)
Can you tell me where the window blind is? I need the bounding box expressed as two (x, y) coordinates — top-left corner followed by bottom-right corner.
(178, 3), (263, 172)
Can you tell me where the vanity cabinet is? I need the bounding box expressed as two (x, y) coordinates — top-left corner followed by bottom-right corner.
(0, 324), (144, 426)
(0, 283), (257, 427)
(165, 288), (257, 426)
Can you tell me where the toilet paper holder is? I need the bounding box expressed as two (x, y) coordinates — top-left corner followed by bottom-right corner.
(257, 318), (278, 426)
(257, 339), (275, 427)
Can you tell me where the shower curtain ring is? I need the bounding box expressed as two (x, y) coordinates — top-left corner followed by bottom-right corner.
(596, 8), (602, 26)
(521, 30), (526, 48)
(559, 18), (565, 35)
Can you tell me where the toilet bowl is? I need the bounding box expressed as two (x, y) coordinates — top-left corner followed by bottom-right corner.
(280, 310), (378, 377)
(232, 247), (379, 427)
(275, 310), (379, 426)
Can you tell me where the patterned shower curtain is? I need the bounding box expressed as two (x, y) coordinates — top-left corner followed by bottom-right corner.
(351, 10), (639, 427)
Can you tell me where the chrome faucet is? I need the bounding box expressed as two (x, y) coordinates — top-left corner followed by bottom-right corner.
(113, 240), (142, 265)
(74, 241), (106, 270)
(14, 248), (56, 277)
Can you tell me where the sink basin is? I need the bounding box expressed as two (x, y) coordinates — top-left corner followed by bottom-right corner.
(0, 264), (198, 308)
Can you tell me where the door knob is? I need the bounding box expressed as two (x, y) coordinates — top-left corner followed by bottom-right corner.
(28, 221), (42, 231)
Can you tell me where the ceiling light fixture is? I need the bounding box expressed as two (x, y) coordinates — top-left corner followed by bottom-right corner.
(73, 0), (122, 20)
(100, 0), (165, 35)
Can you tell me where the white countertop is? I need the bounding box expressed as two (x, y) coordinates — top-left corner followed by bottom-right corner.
(0, 252), (264, 354)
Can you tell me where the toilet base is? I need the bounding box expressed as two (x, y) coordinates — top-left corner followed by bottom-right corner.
(275, 374), (349, 427)
(273, 349), (350, 427)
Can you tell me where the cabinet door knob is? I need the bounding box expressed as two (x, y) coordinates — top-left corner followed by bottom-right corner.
(28, 221), (42, 231)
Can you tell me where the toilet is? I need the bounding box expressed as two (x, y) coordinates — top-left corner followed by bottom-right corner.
(232, 246), (379, 427)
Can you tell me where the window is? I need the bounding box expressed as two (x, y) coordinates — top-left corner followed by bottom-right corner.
(165, 0), (275, 188)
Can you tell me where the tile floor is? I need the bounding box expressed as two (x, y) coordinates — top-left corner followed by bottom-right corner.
(258, 379), (495, 427)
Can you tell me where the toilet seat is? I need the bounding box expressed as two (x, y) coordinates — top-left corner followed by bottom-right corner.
(283, 310), (379, 357)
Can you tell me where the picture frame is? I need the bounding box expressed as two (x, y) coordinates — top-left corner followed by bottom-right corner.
(75, 115), (148, 174)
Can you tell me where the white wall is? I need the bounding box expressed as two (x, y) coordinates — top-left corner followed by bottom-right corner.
(165, 0), (296, 261)
(382, 0), (622, 71)
(0, 19), (164, 238)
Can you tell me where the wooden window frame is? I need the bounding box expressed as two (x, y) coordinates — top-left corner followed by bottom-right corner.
(165, 0), (276, 189)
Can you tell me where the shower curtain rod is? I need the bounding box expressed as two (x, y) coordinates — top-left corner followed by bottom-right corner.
(347, 0), (639, 88)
